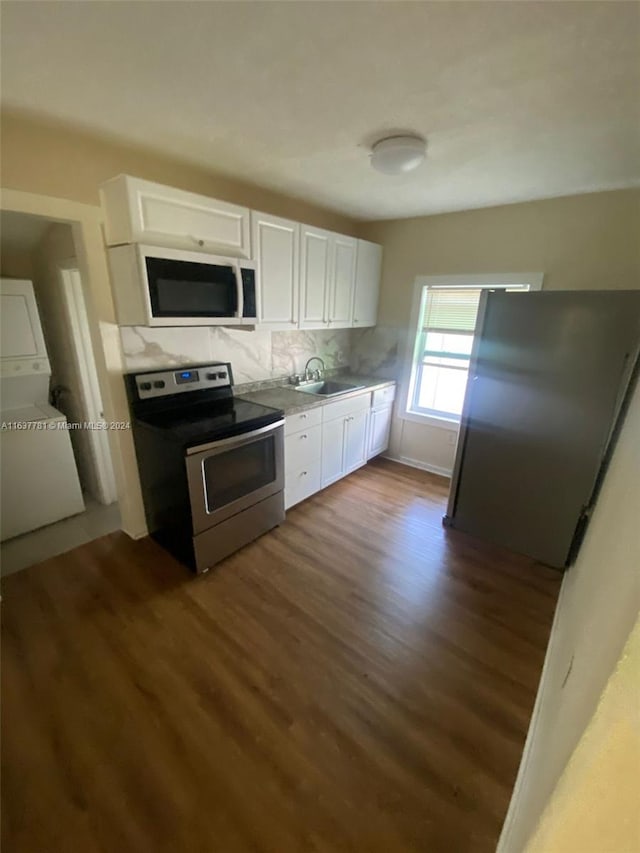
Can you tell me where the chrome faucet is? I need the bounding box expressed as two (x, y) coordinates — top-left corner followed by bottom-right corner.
(304, 356), (325, 381)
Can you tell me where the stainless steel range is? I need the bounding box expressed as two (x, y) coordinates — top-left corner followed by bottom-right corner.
(125, 362), (284, 572)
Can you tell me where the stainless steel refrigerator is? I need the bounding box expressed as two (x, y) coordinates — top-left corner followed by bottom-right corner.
(444, 290), (640, 569)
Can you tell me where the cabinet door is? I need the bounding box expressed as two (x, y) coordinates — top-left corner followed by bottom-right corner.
(343, 409), (369, 473)
(328, 235), (357, 328)
(321, 416), (346, 487)
(352, 240), (383, 327)
(101, 175), (251, 257)
(299, 226), (331, 329)
(367, 405), (392, 459)
(252, 212), (299, 329)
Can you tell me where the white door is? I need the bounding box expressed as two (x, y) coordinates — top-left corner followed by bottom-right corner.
(352, 240), (383, 327)
(367, 405), (392, 459)
(321, 416), (345, 487)
(0, 279), (48, 360)
(343, 409), (369, 473)
(299, 226), (331, 328)
(328, 235), (357, 328)
(59, 266), (117, 505)
(252, 212), (299, 329)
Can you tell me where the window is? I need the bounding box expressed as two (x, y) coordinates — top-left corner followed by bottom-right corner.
(404, 274), (543, 424)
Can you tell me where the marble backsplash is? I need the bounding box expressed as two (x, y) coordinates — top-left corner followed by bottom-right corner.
(120, 325), (353, 385)
(350, 325), (406, 381)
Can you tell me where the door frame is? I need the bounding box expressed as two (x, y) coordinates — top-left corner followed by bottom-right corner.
(58, 261), (118, 505)
(0, 188), (146, 537)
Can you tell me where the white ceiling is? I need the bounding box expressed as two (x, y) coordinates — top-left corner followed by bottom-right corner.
(1, 1), (638, 220)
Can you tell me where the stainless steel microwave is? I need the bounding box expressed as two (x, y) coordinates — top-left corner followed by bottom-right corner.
(107, 243), (258, 326)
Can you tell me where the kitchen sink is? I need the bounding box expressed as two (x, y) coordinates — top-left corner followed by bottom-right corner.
(295, 380), (366, 397)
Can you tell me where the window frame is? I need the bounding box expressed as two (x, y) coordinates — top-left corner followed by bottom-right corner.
(401, 273), (544, 429)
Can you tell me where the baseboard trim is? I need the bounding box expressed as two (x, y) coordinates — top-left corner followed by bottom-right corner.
(122, 525), (148, 540)
(496, 572), (569, 853)
(383, 452), (452, 479)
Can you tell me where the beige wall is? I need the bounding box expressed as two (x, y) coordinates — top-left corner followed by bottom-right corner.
(0, 246), (34, 279)
(360, 189), (640, 474)
(524, 617), (640, 853)
(499, 381), (640, 852)
(1, 111), (358, 235)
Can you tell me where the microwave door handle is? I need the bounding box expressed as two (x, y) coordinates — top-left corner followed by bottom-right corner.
(233, 263), (244, 319)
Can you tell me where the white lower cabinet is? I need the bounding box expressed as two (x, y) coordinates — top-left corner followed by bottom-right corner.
(321, 394), (370, 488)
(284, 423), (322, 510)
(343, 409), (369, 473)
(367, 405), (393, 459)
(284, 384), (395, 509)
(320, 416), (345, 487)
(367, 384), (396, 459)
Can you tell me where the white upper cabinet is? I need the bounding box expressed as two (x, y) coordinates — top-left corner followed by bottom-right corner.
(100, 175), (251, 258)
(299, 226), (332, 328)
(251, 212), (299, 329)
(100, 173), (383, 330)
(352, 239), (383, 327)
(328, 235), (357, 328)
(299, 228), (360, 329)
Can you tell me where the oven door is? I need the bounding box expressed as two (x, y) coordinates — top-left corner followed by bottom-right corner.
(185, 420), (284, 534)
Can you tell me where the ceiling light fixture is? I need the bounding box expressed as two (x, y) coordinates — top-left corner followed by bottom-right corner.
(370, 135), (427, 175)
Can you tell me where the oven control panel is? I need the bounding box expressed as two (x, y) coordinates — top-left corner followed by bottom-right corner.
(133, 363), (232, 399)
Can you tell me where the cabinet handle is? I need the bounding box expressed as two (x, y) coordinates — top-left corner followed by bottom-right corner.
(189, 234), (206, 248)
(300, 413), (307, 419)
(300, 434), (308, 439)
(301, 471), (308, 477)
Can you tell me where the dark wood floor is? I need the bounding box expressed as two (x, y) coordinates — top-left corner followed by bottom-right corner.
(1, 459), (561, 853)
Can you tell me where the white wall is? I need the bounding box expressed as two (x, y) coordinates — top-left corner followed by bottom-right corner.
(499, 379), (640, 852)
(524, 616), (639, 853)
(359, 189), (640, 475)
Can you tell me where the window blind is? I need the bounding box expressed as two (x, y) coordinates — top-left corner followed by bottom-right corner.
(421, 288), (481, 333)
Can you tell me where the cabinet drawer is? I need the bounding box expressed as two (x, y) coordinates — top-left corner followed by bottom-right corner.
(285, 424), (321, 474)
(285, 407), (322, 436)
(372, 384), (396, 408)
(321, 391), (371, 424)
(285, 459), (322, 510)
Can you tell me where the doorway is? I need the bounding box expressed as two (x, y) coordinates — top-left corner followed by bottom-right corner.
(0, 210), (120, 574)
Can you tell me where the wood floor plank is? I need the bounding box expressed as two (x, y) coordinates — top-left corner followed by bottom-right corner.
(1, 458), (561, 852)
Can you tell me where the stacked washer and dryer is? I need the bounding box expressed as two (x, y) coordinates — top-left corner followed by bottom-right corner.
(0, 278), (85, 541)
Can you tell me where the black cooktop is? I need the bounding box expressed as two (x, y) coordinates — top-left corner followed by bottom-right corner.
(135, 397), (283, 450)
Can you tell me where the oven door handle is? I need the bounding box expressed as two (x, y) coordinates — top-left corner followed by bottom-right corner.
(234, 263), (244, 319)
(186, 418), (285, 456)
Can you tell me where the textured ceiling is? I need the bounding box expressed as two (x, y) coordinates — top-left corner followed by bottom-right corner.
(1, 1), (638, 220)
